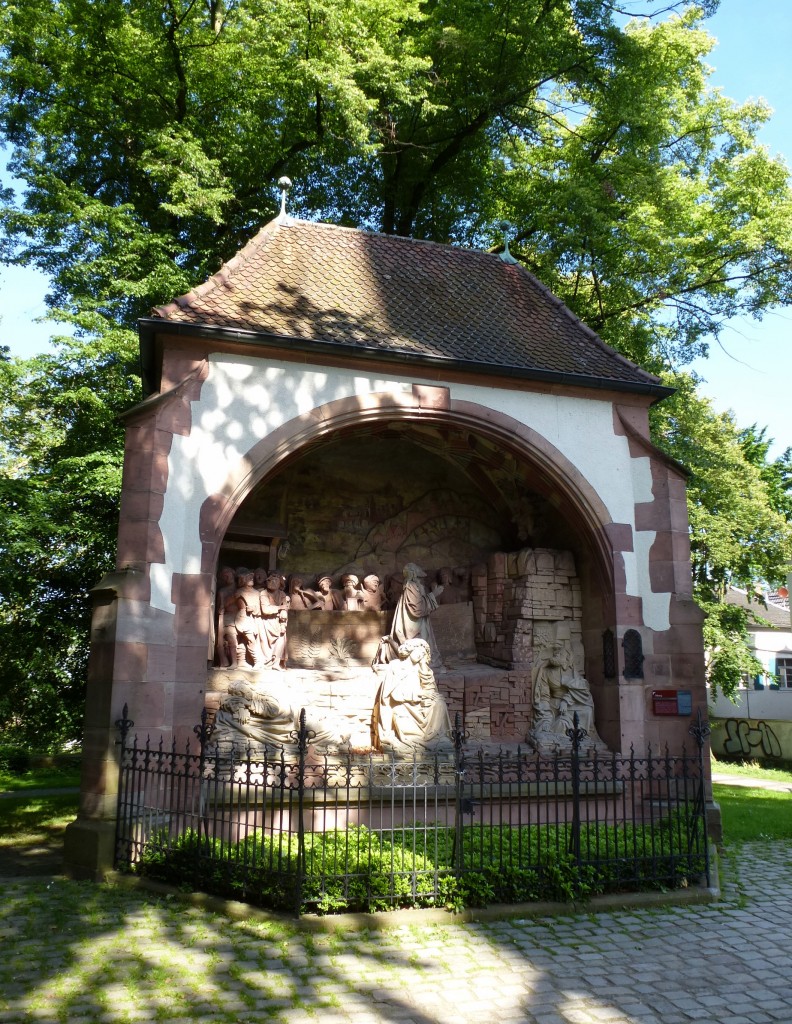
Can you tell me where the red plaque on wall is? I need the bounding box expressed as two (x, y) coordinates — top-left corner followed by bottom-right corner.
(652, 690), (679, 715)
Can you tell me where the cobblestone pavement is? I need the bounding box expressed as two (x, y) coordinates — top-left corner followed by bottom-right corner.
(1, 841), (790, 1024)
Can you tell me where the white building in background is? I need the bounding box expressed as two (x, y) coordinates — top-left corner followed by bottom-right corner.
(709, 587), (792, 760)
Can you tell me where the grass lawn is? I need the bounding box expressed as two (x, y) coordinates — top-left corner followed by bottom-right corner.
(713, 784), (792, 843)
(0, 793), (79, 846)
(711, 757), (792, 784)
(0, 764), (81, 792)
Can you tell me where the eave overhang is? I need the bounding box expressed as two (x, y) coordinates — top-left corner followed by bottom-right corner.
(137, 317), (675, 403)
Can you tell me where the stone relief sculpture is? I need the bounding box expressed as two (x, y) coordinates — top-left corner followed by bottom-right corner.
(360, 573), (385, 611)
(435, 567), (463, 605)
(212, 675), (352, 756)
(215, 566), (238, 668)
(287, 574), (315, 610)
(372, 639), (453, 753)
(341, 573), (362, 611)
(303, 574), (344, 611)
(374, 562), (443, 670)
(530, 625), (603, 751)
(233, 569), (264, 668)
(259, 572), (290, 670)
(384, 572), (403, 610)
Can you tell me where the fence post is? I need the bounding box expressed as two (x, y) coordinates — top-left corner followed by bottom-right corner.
(452, 711), (465, 875)
(689, 707), (712, 885)
(295, 708), (308, 916)
(193, 707), (212, 855)
(567, 711), (585, 868)
(113, 704), (135, 870)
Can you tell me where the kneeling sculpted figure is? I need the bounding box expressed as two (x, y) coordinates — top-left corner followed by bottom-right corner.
(530, 631), (602, 749)
(372, 638), (452, 753)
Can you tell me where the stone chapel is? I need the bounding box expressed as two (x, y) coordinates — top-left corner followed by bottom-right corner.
(64, 206), (709, 877)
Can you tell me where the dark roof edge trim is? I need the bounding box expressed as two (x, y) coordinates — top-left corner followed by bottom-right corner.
(138, 318), (675, 401)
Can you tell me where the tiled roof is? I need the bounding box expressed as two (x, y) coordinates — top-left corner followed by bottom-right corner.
(151, 216), (662, 390)
(726, 587), (792, 630)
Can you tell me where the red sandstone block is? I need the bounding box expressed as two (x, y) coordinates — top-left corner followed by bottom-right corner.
(649, 465), (670, 499)
(116, 521), (166, 567)
(119, 489), (165, 523)
(160, 347), (208, 392)
(174, 646), (212, 683)
(615, 594), (643, 625)
(668, 596), (705, 625)
(669, 497), (690, 533)
(130, 681), (170, 728)
(121, 450), (171, 495)
(146, 644), (177, 682)
(124, 420), (174, 454)
(156, 395), (194, 437)
(412, 383), (450, 410)
(649, 560), (676, 593)
(107, 642), (149, 683)
(634, 501), (670, 532)
(646, 531), (674, 561)
(603, 522), (634, 552)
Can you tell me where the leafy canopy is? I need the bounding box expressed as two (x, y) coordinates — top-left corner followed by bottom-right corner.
(1, 0), (791, 736)
(652, 374), (792, 698)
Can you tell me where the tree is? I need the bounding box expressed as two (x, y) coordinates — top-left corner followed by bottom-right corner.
(1, 0), (791, 738)
(0, 337), (137, 747)
(652, 374), (792, 698)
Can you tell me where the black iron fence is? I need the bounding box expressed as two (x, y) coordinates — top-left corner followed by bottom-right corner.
(114, 708), (711, 915)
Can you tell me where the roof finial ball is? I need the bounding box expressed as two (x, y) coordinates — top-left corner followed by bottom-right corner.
(278, 176), (293, 219)
(498, 219), (519, 265)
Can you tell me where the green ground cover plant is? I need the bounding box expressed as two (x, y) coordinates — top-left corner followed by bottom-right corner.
(137, 815), (706, 915)
(713, 784), (792, 843)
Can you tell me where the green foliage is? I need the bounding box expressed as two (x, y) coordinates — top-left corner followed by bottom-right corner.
(651, 373), (792, 699)
(0, 339), (138, 747)
(1, 2), (792, 737)
(136, 815), (706, 915)
(1, 2), (790, 365)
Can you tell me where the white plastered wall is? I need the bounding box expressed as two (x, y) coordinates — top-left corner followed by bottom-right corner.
(151, 354), (671, 631)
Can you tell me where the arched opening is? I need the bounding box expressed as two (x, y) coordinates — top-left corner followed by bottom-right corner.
(203, 396), (622, 749)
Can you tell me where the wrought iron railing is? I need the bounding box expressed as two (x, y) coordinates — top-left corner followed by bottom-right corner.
(114, 708), (711, 915)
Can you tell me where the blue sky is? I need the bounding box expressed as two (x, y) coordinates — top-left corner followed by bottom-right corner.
(1, 0), (790, 456)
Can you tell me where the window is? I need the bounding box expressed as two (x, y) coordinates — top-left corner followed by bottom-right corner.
(776, 658), (792, 689)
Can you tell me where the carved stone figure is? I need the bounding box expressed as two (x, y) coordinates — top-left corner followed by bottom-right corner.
(530, 630), (602, 749)
(341, 573), (362, 611)
(260, 572), (290, 669)
(360, 573), (385, 611)
(306, 575), (344, 611)
(435, 567), (462, 605)
(375, 562), (443, 670)
(384, 572), (403, 610)
(233, 569), (264, 668)
(287, 574), (315, 610)
(212, 675), (352, 756)
(372, 639), (453, 753)
(215, 566), (237, 668)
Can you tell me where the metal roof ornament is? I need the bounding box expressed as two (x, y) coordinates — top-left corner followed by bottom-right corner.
(277, 176), (293, 219)
(498, 220), (519, 265)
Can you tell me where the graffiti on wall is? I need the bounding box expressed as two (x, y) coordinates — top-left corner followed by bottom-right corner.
(721, 718), (782, 759)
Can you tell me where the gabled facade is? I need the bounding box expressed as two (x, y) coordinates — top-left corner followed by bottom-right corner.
(64, 214), (710, 878)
